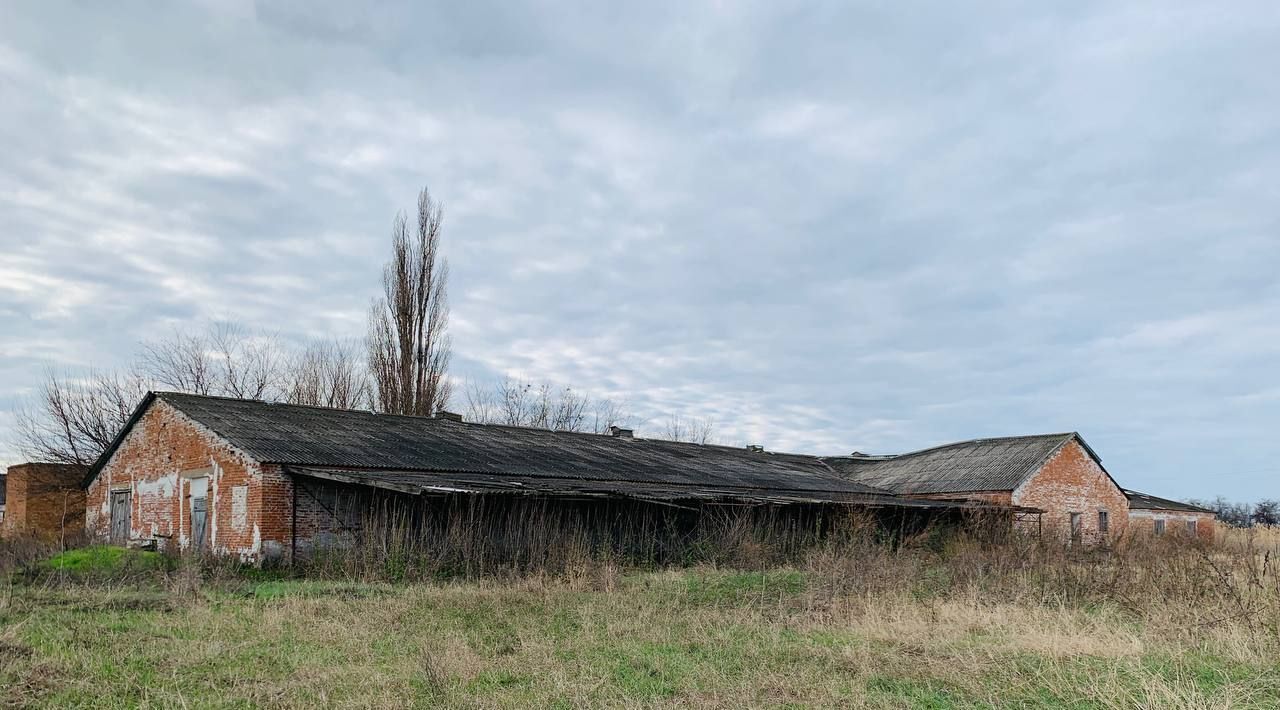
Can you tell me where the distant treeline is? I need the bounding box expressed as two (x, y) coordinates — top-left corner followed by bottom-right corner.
(1186, 497), (1278, 528)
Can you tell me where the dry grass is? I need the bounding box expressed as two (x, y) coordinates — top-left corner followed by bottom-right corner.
(0, 524), (1277, 708)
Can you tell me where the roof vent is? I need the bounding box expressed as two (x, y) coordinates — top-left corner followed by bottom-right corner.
(433, 411), (464, 422)
(746, 444), (764, 453)
(608, 425), (634, 439)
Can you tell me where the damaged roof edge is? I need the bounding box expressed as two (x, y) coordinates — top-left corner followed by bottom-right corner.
(285, 465), (1044, 512)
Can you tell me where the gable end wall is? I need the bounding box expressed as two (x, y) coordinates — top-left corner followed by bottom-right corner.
(1011, 439), (1129, 544)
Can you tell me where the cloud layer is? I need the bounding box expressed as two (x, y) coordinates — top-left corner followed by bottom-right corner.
(3, 2), (1278, 500)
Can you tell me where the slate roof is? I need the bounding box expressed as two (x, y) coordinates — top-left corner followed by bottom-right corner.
(823, 433), (1102, 495)
(1124, 490), (1216, 514)
(88, 392), (927, 507)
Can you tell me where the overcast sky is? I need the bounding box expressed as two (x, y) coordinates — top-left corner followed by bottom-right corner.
(2, 2), (1278, 501)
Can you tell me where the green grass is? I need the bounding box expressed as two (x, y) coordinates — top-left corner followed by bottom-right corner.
(0, 567), (1277, 708)
(43, 545), (167, 573)
(681, 569), (808, 605)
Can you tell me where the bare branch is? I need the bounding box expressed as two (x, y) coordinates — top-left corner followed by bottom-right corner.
(461, 376), (636, 434)
(139, 321), (287, 400)
(660, 414), (716, 445)
(12, 368), (149, 466)
(286, 339), (373, 410)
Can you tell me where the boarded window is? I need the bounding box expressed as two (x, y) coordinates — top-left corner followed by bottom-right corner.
(1185, 519), (1197, 535)
(1069, 512), (1082, 542)
(1154, 519), (1166, 535)
(1098, 510), (1109, 534)
(231, 486), (248, 531)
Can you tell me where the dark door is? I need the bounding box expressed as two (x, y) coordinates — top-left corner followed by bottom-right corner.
(191, 496), (208, 551)
(110, 491), (130, 544)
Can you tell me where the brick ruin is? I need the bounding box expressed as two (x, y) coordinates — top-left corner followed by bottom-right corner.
(2, 462), (88, 541)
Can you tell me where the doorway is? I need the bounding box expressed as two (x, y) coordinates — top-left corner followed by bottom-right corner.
(190, 477), (209, 552)
(110, 490), (130, 544)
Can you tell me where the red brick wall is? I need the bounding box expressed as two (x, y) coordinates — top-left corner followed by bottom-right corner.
(2, 463), (88, 540)
(1011, 440), (1129, 545)
(291, 477), (370, 557)
(85, 400), (293, 562)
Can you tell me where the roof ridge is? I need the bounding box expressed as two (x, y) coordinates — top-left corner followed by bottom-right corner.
(156, 391), (384, 416)
(157, 391), (820, 456)
(829, 432), (1078, 461)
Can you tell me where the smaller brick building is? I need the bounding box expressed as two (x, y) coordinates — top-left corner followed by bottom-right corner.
(2, 463), (88, 541)
(1124, 490), (1216, 542)
(825, 433), (1131, 545)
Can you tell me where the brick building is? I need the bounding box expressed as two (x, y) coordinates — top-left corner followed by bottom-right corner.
(85, 392), (1214, 560)
(824, 433), (1132, 544)
(1124, 490), (1216, 542)
(85, 392), (984, 563)
(2, 462), (88, 541)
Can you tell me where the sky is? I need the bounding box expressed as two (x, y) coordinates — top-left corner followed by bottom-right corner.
(2, 2), (1278, 501)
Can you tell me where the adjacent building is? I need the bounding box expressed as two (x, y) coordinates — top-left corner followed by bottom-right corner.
(824, 433), (1131, 544)
(2, 462), (88, 541)
(1124, 490), (1216, 542)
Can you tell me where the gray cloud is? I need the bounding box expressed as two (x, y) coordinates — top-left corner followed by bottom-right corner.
(2, 1), (1278, 500)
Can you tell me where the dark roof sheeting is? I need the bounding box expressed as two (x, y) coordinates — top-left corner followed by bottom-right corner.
(1124, 490), (1216, 514)
(131, 393), (899, 503)
(287, 466), (952, 508)
(823, 433), (1086, 495)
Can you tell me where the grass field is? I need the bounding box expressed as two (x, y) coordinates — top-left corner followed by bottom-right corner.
(1, 527), (1278, 708)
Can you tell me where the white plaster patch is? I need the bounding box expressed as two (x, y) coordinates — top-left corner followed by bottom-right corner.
(135, 473), (178, 499)
(231, 485), (248, 530)
(235, 524), (263, 563)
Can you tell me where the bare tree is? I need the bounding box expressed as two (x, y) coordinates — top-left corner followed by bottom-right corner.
(14, 323), (374, 464)
(463, 377), (634, 433)
(209, 322), (286, 399)
(1253, 500), (1279, 527)
(660, 414), (716, 445)
(462, 379), (498, 426)
(493, 379), (586, 430)
(286, 339), (373, 409)
(12, 368), (149, 465)
(139, 321), (286, 400)
(136, 329), (213, 394)
(589, 397), (635, 435)
(368, 187), (452, 416)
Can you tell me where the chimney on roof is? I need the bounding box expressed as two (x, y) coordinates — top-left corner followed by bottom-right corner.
(746, 444), (764, 453)
(433, 411), (464, 422)
(608, 425), (634, 438)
